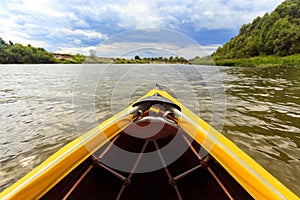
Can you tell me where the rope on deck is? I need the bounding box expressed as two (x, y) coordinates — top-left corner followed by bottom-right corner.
(181, 133), (235, 200)
(116, 140), (149, 200)
(153, 140), (184, 200)
(61, 135), (122, 199)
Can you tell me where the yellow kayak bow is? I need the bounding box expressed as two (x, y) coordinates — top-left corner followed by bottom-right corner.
(0, 89), (298, 200)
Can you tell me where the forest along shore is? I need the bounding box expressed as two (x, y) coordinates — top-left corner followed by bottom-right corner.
(207, 0), (300, 67)
(190, 54), (300, 67)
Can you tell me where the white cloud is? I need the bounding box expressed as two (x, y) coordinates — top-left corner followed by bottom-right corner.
(95, 1), (166, 29)
(70, 0), (284, 31)
(177, 0), (285, 30)
(8, 0), (65, 18)
(60, 28), (106, 40)
(56, 46), (96, 55)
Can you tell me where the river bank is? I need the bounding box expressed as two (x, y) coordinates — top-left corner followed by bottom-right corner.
(212, 54), (300, 67)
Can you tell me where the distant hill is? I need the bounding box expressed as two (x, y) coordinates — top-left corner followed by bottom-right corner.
(213, 0), (300, 59)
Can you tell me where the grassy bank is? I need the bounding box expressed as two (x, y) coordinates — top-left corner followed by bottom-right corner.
(53, 53), (86, 64)
(213, 54), (300, 67)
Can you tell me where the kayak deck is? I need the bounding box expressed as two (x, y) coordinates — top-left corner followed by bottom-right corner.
(42, 121), (253, 200)
(2, 89), (297, 199)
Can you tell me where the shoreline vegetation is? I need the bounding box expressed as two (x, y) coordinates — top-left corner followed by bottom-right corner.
(0, 38), (189, 65)
(1, 35), (300, 67)
(214, 54), (300, 67)
(190, 54), (300, 67)
(87, 55), (190, 64)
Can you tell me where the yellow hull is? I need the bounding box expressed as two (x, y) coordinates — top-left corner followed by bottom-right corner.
(0, 89), (298, 200)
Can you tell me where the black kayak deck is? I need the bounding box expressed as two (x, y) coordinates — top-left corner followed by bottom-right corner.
(41, 121), (253, 200)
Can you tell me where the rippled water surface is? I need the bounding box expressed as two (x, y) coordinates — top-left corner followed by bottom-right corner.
(0, 64), (299, 196)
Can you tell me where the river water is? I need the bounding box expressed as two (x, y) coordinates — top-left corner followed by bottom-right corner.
(0, 64), (299, 196)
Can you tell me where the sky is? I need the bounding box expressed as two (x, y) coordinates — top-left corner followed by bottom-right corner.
(0, 0), (284, 57)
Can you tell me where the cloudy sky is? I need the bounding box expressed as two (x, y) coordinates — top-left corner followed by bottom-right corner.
(0, 0), (284, 57)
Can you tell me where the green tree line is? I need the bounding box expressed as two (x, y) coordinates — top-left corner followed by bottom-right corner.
(114, 55), (189, 64)
(0, 38), (56, 64)
(213, 0), (300, 59)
